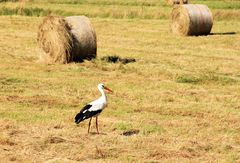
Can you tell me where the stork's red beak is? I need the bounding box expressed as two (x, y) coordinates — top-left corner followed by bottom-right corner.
(104, 86), (113, 93)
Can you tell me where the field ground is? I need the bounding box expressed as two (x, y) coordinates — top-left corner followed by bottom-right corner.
(0, 0), (240, 162)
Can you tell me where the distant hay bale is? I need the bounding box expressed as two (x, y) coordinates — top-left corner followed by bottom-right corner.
(166, 0), (188, 5)
(171, 4), (213, 36)
(37, 16), (97, 64)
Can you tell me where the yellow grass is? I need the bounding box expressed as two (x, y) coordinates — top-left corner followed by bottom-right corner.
(0, 8), (240, 163)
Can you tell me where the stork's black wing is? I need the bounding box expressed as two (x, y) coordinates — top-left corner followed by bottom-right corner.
(75, 104), (102, 124)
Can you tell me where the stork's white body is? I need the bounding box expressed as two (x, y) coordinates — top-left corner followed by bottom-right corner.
(88, 87), (107, 112)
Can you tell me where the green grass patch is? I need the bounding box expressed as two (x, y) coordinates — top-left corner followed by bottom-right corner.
(176, 75), (202, 84)
(176, 73), (238, 85)
(114, 121), (133, 131)
(0, 77), (26, 85)
(142, 124), (165, 135)
(0, 6), (57, 17)
(0, 0), (18, 2)
(0, 111), (52, 123)
(35, 0), (165, 7)
(192, 0), (240, 9)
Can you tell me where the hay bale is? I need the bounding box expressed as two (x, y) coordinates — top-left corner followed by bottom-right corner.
(37, 16), (97, 64)
(166, 0), (188, 5)
(171, 4), (213, 36)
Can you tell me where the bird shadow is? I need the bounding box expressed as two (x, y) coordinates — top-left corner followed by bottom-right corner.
(209, 32), (237, 35)
(89, 132), (107, 135)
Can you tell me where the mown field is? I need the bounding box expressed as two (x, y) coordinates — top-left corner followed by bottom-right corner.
(0, 0), (240, 162)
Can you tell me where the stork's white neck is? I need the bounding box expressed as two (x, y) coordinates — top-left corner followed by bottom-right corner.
(99, 87), (107, 102)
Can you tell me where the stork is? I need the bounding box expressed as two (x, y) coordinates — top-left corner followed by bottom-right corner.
(75, 83), (113, 134)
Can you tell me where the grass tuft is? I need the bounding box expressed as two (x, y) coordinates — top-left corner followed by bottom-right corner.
(176, 75), (201, 84)
(176, 73), (238, 85)
(142, 125), (165, 135)
(114, 121), (133, 131)
(0, 7), (54, 16)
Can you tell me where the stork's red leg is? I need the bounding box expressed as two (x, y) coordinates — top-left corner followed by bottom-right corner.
(88, 117), (92, 133)
(96, 117), (99, 134)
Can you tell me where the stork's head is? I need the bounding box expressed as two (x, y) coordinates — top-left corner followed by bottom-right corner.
(98, 83), (113, 93)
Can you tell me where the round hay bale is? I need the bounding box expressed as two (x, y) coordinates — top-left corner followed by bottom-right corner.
(166, 0), (188, 5)
(37, 16), (97, 64)
(171, 4), (213, 36)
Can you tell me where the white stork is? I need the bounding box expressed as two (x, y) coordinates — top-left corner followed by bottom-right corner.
(75, 83), (113, 134)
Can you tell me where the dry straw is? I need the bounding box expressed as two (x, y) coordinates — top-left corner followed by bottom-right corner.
(171, 4), (213, 36)
(37, 16), (97, 64)
(166, 0), (188, 5)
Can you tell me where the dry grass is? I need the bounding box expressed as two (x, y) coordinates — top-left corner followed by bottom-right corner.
(0, 1), (240, 162)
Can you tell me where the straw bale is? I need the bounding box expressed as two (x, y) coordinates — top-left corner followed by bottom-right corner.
(171, 4), (213, 36)
(37, 16), (97, 63)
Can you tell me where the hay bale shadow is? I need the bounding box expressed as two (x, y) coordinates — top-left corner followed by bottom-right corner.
(209, 32), (236, 35)
(101, 55), (136, 64)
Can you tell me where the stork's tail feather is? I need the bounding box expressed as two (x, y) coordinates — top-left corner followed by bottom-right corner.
(75, 112), (84, 124)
